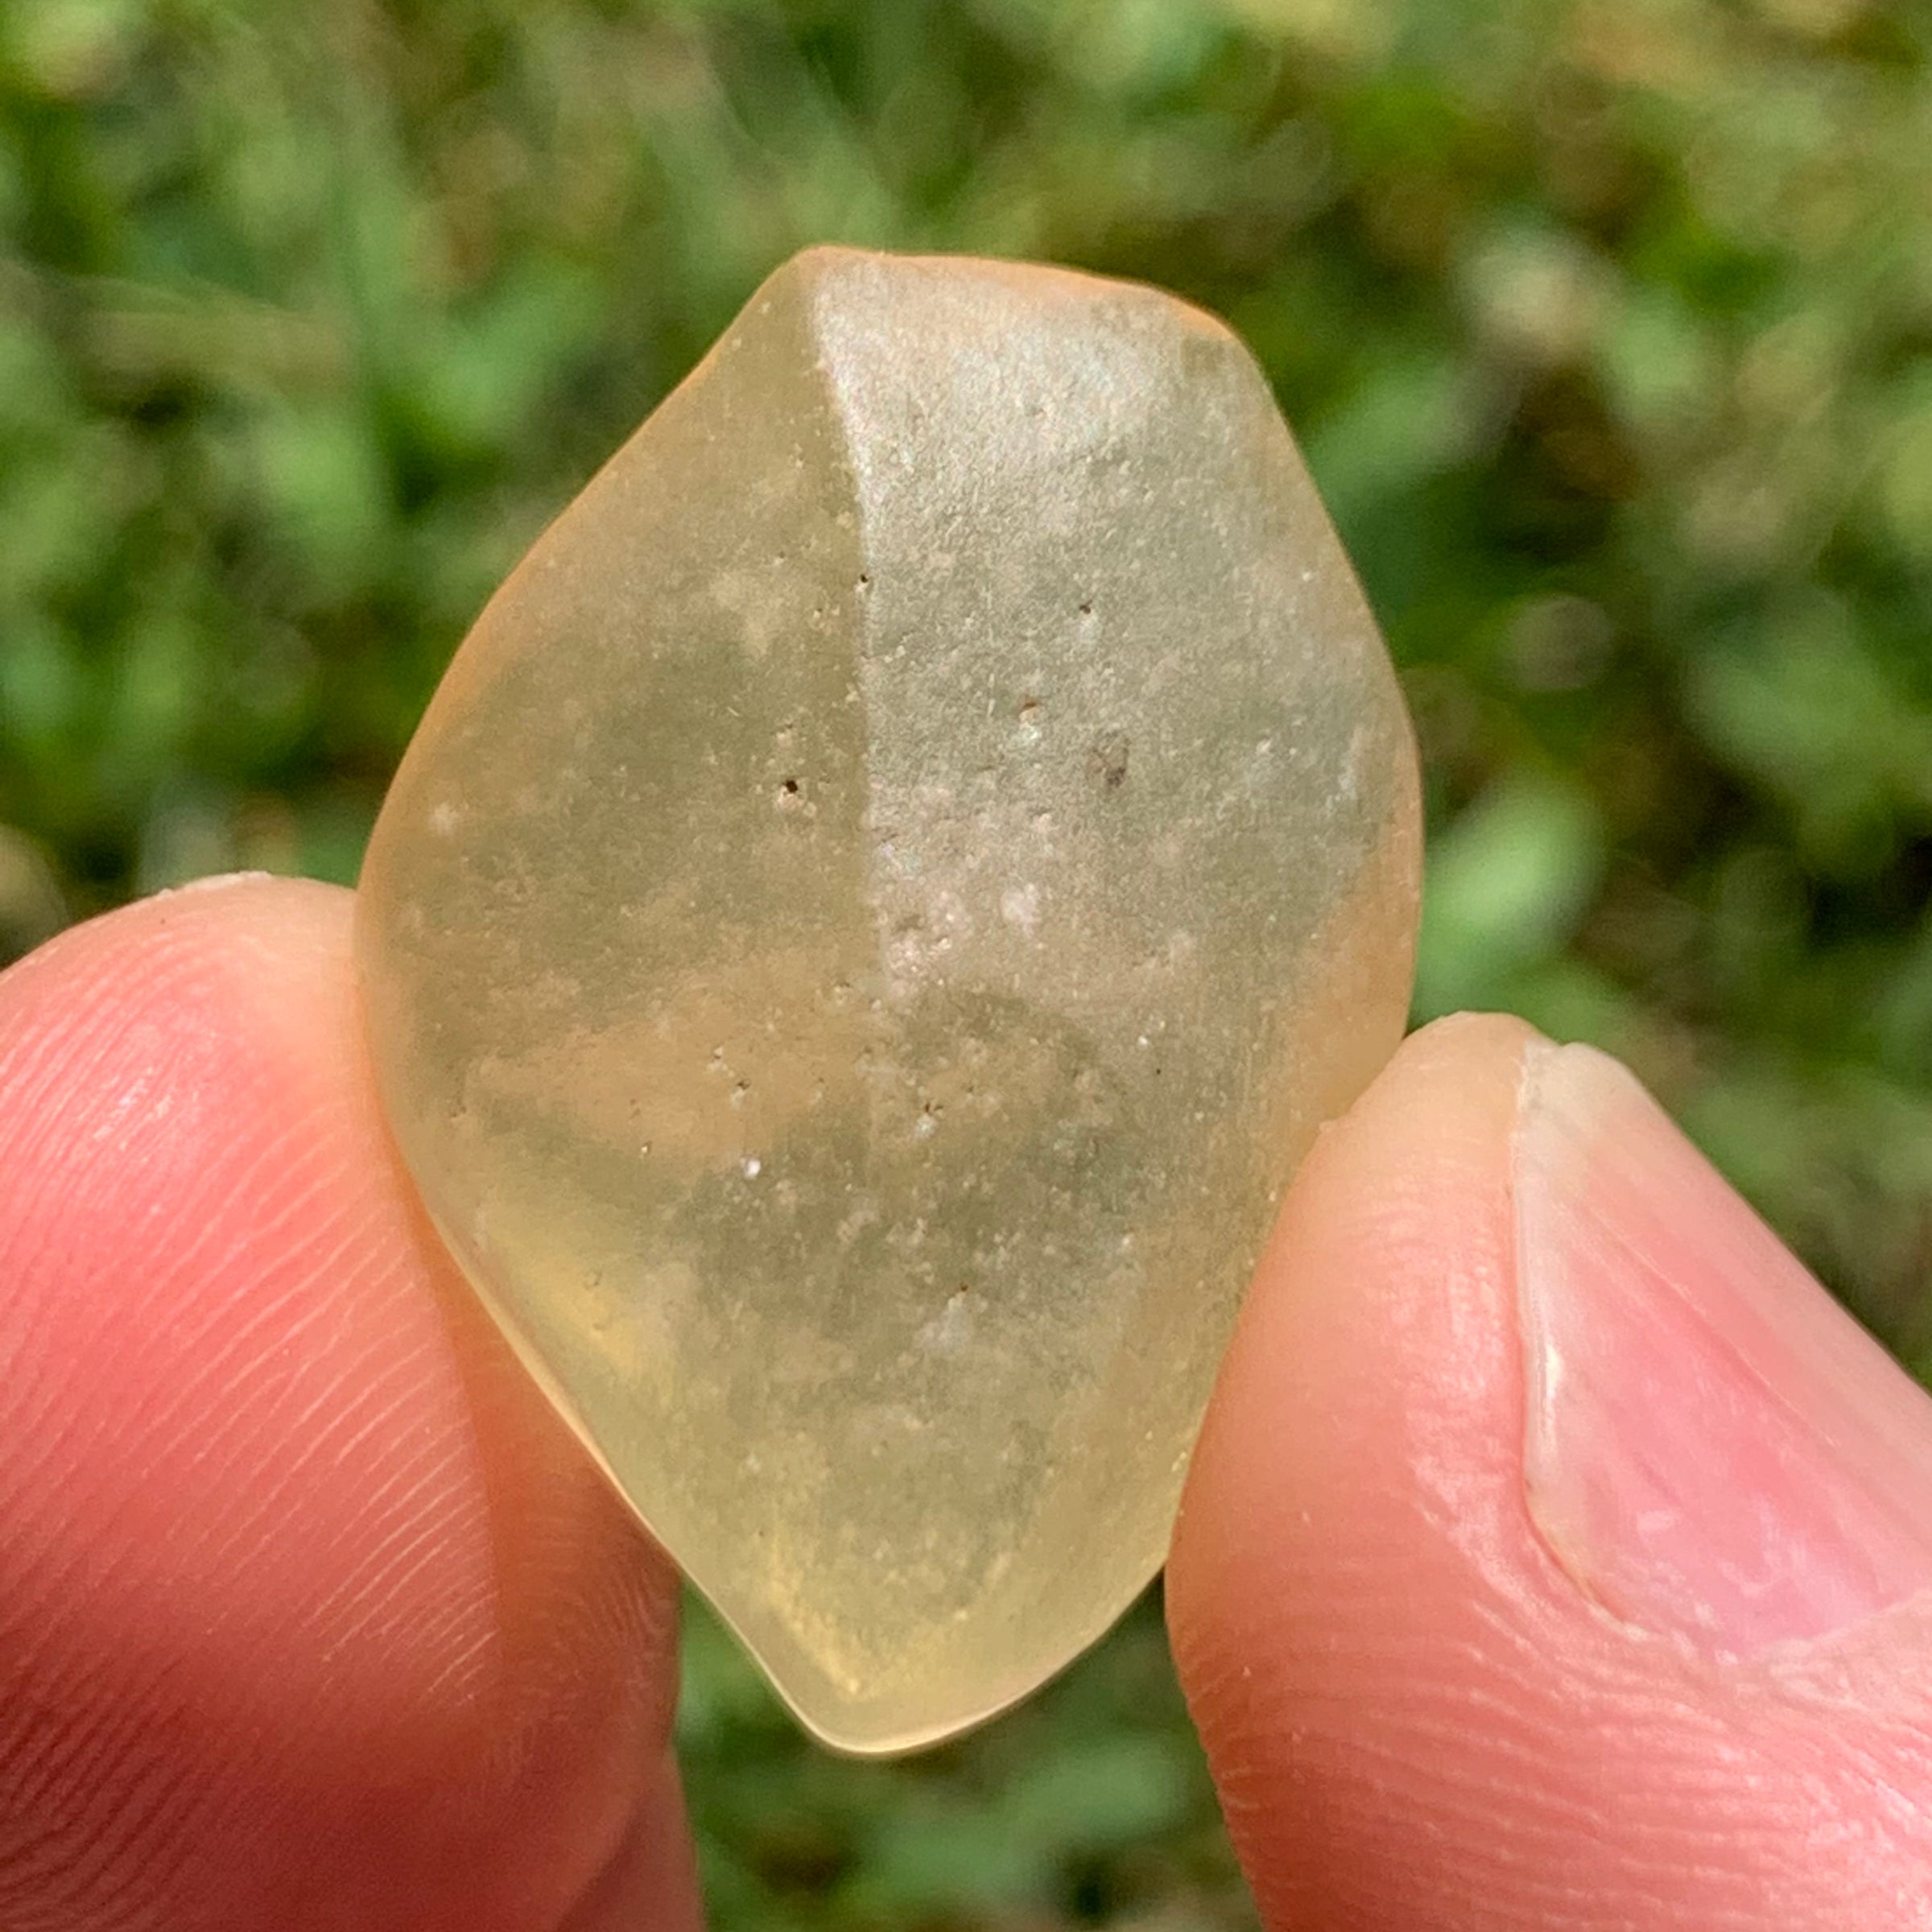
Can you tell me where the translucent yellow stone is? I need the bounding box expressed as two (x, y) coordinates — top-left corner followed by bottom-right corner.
(356, 247), (1421, 1755)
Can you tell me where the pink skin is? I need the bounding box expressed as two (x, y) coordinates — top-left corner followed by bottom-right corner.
(3, 880), (1930, 1928)
(0, 880), (697, 1932)
(1169, 1015), (1932, 1930)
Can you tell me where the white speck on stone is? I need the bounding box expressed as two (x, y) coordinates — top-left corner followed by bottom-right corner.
(429, 802), (460, 836)
(999, 882), (1041, 936)
(1334, 720), (1371, 807)
(886, 930), (927, 977)
(932, 888), (970, 935)
(742, 1157), (762, 1178)
(918, 1290), (972, 1356)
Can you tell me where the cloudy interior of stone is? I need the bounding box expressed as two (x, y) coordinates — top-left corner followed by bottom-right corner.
(356, 247), (1421, 1754)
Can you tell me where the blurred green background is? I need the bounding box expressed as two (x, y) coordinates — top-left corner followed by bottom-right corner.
(4, 0), (1931, 1923)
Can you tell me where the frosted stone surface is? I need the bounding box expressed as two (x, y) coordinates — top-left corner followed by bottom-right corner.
(357, 247), (1421, 1755)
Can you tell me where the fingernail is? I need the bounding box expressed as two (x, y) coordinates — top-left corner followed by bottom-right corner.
(1514, 1038), (1932, 1657)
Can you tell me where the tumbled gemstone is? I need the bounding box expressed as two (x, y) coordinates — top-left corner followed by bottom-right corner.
(356, 247), (1421, 1754)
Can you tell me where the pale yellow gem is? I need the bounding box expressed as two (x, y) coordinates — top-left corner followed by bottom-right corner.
(356, 247), (1422, 1754)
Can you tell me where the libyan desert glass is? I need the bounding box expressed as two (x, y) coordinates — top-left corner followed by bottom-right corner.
(356, 246), (1422, 1755)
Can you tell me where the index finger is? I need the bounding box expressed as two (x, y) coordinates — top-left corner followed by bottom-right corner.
(0, 877), (697, 1932)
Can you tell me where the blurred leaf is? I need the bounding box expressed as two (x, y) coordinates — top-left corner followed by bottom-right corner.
(0, 822), (67, 963)
(252, 399), (392, 598)
(1415, 774), (1607, 1017)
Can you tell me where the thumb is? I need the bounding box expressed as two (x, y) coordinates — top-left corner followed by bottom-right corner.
(1169, 1014), (1932, 1930)
(0, 880), (697, 1932)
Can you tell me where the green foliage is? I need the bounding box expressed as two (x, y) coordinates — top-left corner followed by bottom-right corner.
(6, 0), (1932, 1920)
(679, 1588), (1241, 1928)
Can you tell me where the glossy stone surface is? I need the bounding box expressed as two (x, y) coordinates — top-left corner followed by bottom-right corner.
(356, 247), (1421, 1755)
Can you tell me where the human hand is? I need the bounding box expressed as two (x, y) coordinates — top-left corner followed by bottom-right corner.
(2, 876), (1927, 1929)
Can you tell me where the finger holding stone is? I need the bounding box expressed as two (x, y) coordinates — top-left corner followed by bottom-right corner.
(0, 877), (698, 1932)
(1170, 1013), (1932, 1930)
